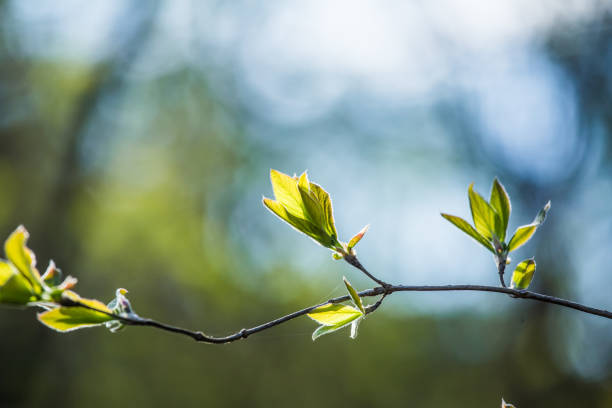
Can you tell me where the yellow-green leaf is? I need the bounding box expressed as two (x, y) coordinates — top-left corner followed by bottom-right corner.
(298, 177), (326, 228)
(308, 182), (337, 238)
(490, 178), (511, 241)
(511, 258), (536, 289)
(311, 315), (362, 341)
(307, 303), (363, 326)
(507, 224), (537, 252)
(263, 197), (334, 247)
(0, 260), (36, 305)
(4, 226), (42, 294)
(468, 183), (502, 241)
(347, 224), (369, 251)
(37, 295), (114, 332)
(0, 260), (14, 287)
(441, 213), (494, 253)
(343, 277), (365, 314)
(269, 169), (308, 219)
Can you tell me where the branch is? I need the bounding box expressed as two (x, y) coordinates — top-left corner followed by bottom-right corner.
(72, 281), (612, 345)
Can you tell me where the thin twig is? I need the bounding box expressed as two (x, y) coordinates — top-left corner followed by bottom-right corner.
(71, 283), (611, 344)
(343, 255), (391, 288)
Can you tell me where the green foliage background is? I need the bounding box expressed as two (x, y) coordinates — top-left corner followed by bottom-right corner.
(0, 1), (611, 406)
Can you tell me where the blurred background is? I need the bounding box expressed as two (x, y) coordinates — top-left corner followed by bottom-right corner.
(1, 0), (611, 406)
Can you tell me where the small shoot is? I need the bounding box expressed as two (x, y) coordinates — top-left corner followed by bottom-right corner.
(263, 170), (370, 261)
(442, 179), (550, 285)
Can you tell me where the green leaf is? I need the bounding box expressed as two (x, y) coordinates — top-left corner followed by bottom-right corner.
(264, 169), (339, 249)
(0, 260), (36, 305)
(0, 260), (14, 287)
(533, 200), (551, 226)
(468, 183), (502, 241)
(347, 224), (369, 251)
(507, 224), (537, 252)
(307, 303), (363, 326)
(298, 173), (326, 229)
(441, 213), (494, 253)
(507, 201), (550, 252)
(343, 277), (365, 314)
(489, 178), (511, 241)
(37, 295), (114, 332)
(269, 169), (308, 220)
(4, 226), (42, 294)
(263, 197), (333, 247)
(308, 182), (338, 238)
(332, 252), (343, 260)
(510, 258), (536, 289)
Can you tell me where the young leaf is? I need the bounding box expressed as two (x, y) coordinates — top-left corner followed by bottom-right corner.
(507, 224), (537, 252)
(4, 226), (42, 294)
(510, 259), (536, 290)
(507, 201), (551, 252)
(307, 303), (363, 326)
(263, 197), (333, 247)
(0, 260), (36, 305)
(533, 200), (551, 225)
(312, 319), (357, 340)
(440, 213), (494, 253)
(347, 224), (369, 251)
(37, 296), (114, 332)
(269, 169), (308, 219)
(264, 170), (339, 249)
(305, 181), (338, 238)
(489, 178), (511, 240)
(468, 183), (502, 241)
(343, 277), (365, 314)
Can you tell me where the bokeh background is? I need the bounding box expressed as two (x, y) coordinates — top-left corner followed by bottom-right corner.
(1, 1), (611, 406)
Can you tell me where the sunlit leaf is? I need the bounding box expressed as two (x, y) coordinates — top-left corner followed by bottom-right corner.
(307, 303), (363, 326)
(510, 259), (536, 290)
(308, 182), (338, 238)
(0, 260), (35, 305)
(347, 224), (369, 251)
(311, 313), (363, 341)
(489, 178), (511, 241)
(263, 197), (332, 247)
(533, 200), (551, 226)
(507, 224), (537, 252)
(440, 213), (494, 253)
(269, 169), (308, 218)
(0, 260), (14, 287)
(343, 277), (365, 314)
(4, 226), (42, 294)
(264, 170), (339, 249)
(37, 294), (114, 332)
(507, 201), (550, 252)
(468, 183), (502, 241)
(41, 260), (63, 287)
(298, 173), (326, 228)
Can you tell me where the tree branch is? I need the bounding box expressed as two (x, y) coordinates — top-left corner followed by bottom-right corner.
(72, 281), (612, 345)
